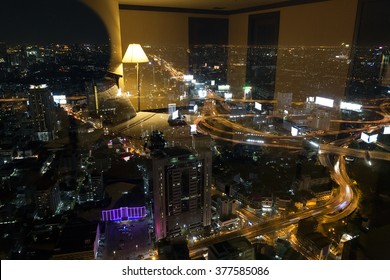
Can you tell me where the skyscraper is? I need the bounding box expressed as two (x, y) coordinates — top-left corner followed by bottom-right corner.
(0, 42), (7, 79)
(152, 147), (212, 240)
(28, 84), (57, 141)
(0, 42), (6, 62)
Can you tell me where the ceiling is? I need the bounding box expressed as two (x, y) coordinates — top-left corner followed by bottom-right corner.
(117, 0), (294, 11)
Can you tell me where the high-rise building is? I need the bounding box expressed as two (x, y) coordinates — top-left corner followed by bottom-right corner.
(0, 42), (7, 80)
(0, 42), (7, 64)
(28, 84), (57, 141)
(35, 179), (61, 218)
(152, 147), (212, 240)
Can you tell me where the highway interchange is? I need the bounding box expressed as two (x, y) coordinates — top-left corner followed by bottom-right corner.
(189, 96), (390, 259)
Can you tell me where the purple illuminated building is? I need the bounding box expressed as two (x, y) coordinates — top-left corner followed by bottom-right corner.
(101, 206), (147, 221)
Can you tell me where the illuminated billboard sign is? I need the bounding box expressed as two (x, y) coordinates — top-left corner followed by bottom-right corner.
(255, 102), (262, 111)
(369, 134), (378, 143)
(291, 126), (298, 136)
(218, 85), (230, 91)
(53, 95), (67, 105)
(384, 126), (390, 135)
(315, 97), (334, 108)
(224, 92), (232, 100)
(340, 101), (362, 111)
(361, 132), (369, 143)
(306, 96), (315, 102)
(183, 75), (193, 81)
(361, 132), (378, 143)
(198, 89), (207, 98)
(190, 124), (197, 134)
(172, 110), (179, 120)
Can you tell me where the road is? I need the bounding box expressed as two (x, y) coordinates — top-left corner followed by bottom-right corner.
(190, 140), (362, 259)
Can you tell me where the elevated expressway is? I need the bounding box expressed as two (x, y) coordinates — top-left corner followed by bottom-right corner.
(189, 98), (390, 259)
(189, 147), (362, 259)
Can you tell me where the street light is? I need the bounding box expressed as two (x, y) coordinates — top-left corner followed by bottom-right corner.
(122, 44), (149, 112)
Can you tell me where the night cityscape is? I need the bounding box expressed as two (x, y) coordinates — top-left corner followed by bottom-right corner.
(1, 0), (390, 262)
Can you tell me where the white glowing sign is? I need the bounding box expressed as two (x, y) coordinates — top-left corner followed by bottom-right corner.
(361, 132), (378, 143)
(384, 126), (390, 135)
(360, 132), (369, 143)
(53, 95), (67, 105)
(255, 102), (262, 111)
(291, 126), (298, 136)
(198, 89), (207, 98)
(315, 97), (334, 108)
(306, 96), (315, 102)
(224, 92), (232, 100)
(218, 85), (230, 91)
(172, 110), (179, 120)
(190, 124), (197, 134)
(340, 101), (362, 111)
(369, 134), (378, 143)
(183, 75), (193, 81)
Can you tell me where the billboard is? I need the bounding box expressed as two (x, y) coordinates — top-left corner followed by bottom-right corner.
(291, 126), (298, 136)
(190, 124), (197, 134)
(361, 132), (378, 143)
(340, 101), (362, 111)
(224, 92), (232, 100)
(255, 102), (262, 111)
(384, 126), (390, 135)
(315, 97), (334, 108)
(218, 85), (230, 91)
(172, 110), (179, 120)
(369, 134), (378, 143)
(53, 95), (67, 105)
(183, 75), (193, 81)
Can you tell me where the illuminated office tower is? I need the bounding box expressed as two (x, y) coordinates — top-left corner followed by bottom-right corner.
(0, 42), (7, 80)
(28, 84), (57, 141)
(0, 42), (7, 63)
(152, 148), (212, 240)
(35, 180), (61, 217)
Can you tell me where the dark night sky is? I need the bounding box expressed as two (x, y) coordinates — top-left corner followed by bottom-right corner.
(0, 0), (109, 45)
(358, 0), (390, 47)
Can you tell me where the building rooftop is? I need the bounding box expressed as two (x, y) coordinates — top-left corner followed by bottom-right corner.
(53, 218), (97, 255)
(209, 236), (252, 258)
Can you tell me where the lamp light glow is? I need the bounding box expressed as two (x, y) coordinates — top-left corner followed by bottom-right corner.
(122, 44), (149, 111)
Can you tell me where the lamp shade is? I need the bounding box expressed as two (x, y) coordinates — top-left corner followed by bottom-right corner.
(122, 44), (149, 63)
